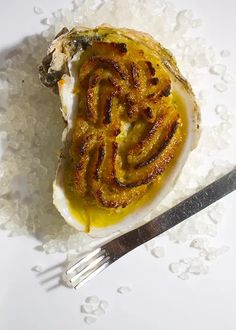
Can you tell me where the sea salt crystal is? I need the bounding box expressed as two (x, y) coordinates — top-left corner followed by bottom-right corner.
(84, 316), (96, 325)
(85, 296), (99, 305)
(214, 83), (227, 92)
(33, 6), (44, 15)
(99, 300), (109, 310)
(32, 264), (46, 272)
(210, 64), (226, 75)
(117, 286), (131, 294)
(191, 19), (202, 28)
(220, 49), (230, 58)
(92, 307), (105, 316)
(169, 262), (185, 274)
(188, 260), (208, 275)
(81, 304), (96, 314)
(180, 258), (191, 265)
(178, 272), (189, 280)
(215, 104), (229, 120)
(190, 237), (209, 250)
(151, 246), (165, 258)
(222, 73), (234, 84)
(208, 205), (223, 224)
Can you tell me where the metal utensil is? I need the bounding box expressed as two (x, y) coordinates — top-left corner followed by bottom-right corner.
(65, 167), (236, 289)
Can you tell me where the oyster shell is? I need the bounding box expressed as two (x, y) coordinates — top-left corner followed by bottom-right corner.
(39, 25), (200, 237)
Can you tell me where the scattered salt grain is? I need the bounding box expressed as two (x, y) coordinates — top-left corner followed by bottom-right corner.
(81, 304), (96, 314)
(85, 296), (99, 305)
(210, 64), (226, 75)
(178, 272), (189, 280)
(33, 6), (44, 15)
(151, 246), (165, 258)
(92, 307), (105, 316)
(191, 19), (202, 28)
(180, 258), (191, 265)
(84, 316), (96, 325)
(99, 300), (109, 310)
(32, 264), (46, 272)
(214, 83), (227, 92)
(208, 205), (223, 224)
(169, 262), (185, 274)
(215, 104), (229, 120)
(117, 286), (132, 294)
(190, 238), (209, 250)
(222, 73), (234, 84)
(220, 49), (230, 58)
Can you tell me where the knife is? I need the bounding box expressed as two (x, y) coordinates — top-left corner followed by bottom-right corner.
(66, 167), (236, 289)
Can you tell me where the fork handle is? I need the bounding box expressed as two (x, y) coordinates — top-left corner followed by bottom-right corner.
(103, 168), (236, 262)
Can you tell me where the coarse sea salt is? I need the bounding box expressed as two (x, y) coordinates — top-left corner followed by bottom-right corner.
(0, 0), (235, 285)
(33, 6), (44, 15)
(117, 286), (132, 294)
(214, 83), (228, 92)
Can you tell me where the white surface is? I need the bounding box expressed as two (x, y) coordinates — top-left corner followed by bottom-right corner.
(0, 0), (236, 329)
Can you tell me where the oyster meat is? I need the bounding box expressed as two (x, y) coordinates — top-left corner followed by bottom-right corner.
(39, 25), (200, 236)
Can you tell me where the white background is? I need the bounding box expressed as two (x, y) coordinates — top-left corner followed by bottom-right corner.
(0, 1), (236, 329)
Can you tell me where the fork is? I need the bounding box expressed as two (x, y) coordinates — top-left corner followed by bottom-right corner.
(65, 168), (236, 289)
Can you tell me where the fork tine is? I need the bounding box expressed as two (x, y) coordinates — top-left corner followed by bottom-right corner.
(74, 258), (109, 290)
(69, 255), (104, 283)
(66, 247), (101, 275)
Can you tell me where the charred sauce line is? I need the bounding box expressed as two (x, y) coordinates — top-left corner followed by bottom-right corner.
(89, 56), (127, 80)
(93, 145), (105, 180)
(146, 61), (156, 76)
(79, 136), (91, 156)
(86, 75), (100, 121)
(130, 62), (140, 88)
(135, 121), (179, 169)
(128, 116), (165, 156)
(103, 95), (113, 124)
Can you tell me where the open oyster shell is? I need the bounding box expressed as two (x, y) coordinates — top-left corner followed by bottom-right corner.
(39, 25), (200, 237)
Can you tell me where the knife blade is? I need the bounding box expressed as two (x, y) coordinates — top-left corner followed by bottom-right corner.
(105, 167), (236, 260)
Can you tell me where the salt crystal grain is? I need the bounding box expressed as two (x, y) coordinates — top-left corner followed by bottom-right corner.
(85, 296), (99, 305)
(32, 264), (46, 272)
(208, 207), (223, 224)
(190, 238), (208, 250)
(191, 19), (202, 28)
(151, 246), (165, 258)
(84, 316), (96, 325)
(99, 300), (109, 309)
(178, 272), (189, 280)
(214, 83), (227, 92)
(169, 262), (184, 274)
(117, 286), (131, 294)
(220, 49), (230, 58)
(210, 64), (226, 75)
(33, 6), (44, 15)
(222, 73), (234, 84)
(180, 258), (191, 265)
(81, 304), (95, 314)
(92, 307), (105, 316)
(215, 104), (228, 120)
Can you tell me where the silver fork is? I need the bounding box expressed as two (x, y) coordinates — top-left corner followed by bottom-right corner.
(65, 168), (236, 289)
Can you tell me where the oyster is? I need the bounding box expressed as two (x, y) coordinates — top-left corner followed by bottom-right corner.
(39, 25), (200, 237)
